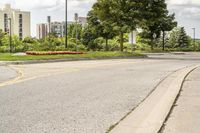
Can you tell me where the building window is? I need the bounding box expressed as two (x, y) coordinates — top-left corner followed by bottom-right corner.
(19, 14), (22, 18)
(4, 14), (8, 33)
(19, 33), (23, 40)
(19, 14), (23, 40)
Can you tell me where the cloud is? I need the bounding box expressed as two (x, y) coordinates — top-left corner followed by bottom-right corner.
(167, 0), (200, 6)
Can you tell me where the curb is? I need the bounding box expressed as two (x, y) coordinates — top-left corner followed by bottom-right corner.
(0, 56), (146, 66)
(158, 66), (199, 132)
(109, 65), (199, 133)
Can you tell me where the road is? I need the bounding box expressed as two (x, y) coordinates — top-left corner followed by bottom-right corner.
(0, 53), (200, 133)
(0, 66), (18, 84)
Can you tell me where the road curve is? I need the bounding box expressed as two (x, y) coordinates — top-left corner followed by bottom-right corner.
(0, 66), (18, 84)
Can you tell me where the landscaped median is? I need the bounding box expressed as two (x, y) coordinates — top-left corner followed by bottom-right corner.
(26, 51), (84, 55)
(0, 51), (145, 61)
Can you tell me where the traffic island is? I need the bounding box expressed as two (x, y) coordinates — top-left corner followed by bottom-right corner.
(0, 52), (145, 65)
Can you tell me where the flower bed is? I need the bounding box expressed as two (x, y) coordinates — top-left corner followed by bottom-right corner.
(26, 51), (84, 55)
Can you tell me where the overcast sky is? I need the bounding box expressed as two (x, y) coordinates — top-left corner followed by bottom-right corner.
(0, 0), (199, 38)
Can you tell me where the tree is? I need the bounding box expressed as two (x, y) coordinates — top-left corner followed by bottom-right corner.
(68, 23), (83, 40)
(0, 29), (6, 46)
(81, 26), (98, 50)
(160, 13), (177, 50)
(87, 9), (116, 51)
(168, 27), (190, 49)
(12, 35), (23, 52)
(93, 0), (142, 51)
(23, 37), (40, 51)
(141, 0), (169, 50)
(167, 27), (179, 48)
(178, 27), (190, 48)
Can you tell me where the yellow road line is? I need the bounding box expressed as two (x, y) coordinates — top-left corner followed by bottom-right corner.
(0, 59), (155, 87)
(0, 65), (24, 87)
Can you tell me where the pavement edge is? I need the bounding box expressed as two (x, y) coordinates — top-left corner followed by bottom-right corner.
(158, 66), (199, 133)
(109, 65), (199, 133)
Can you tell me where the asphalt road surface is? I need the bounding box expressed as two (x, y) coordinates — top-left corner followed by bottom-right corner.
(0, 66), (17, 84)
(0, 53), (200, 133)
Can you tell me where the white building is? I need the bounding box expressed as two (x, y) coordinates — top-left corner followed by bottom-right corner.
(77, 17), (87, 27)
(36, 21), (73, 39)
(0, 4), (31, 40)
(50, 22), (66, 37)
(129, 29), (142, 44)
(36, 23), (48, 39)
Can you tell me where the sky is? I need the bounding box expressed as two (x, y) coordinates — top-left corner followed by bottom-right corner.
(0, 0), (200, 38)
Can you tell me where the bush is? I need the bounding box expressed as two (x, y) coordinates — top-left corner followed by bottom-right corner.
(134, 42), (151, 51)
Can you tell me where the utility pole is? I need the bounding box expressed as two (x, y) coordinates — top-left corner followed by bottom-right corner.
(47, 16), (51, 46)
(192, 28), (196, 50)
(75, 13), (78, 51)
(65, 0), (68, 49)
(9, 18), (12, 53)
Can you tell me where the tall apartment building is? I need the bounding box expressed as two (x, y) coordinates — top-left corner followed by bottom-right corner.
(0, 4), (31, 40)
(77, 17), (87, 27)
(36, 21), (74, 39)
(51, 22), (65, 37)
(36, 23), (48, 39)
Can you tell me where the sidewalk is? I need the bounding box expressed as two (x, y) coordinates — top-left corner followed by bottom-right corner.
(163, 67), (200, 133)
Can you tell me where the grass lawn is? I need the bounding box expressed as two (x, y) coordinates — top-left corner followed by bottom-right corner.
(0, 51), (145, 61)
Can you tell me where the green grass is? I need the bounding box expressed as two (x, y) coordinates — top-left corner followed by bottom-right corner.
(0, 51), (145, 61)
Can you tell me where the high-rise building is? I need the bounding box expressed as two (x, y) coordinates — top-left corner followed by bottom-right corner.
(77, 17), (87, 27)
(0, 4), (31, 40)
(36, 21), (73, 39)
(36, 23), (48, 39)
(51, 22), (65, 37)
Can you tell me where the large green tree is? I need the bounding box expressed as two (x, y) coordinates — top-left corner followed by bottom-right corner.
(141, 0), (169, 50)
(178, 27), (190, 48)
(160, 13), (177, 50)
(68, 23), (83, 40)
(0, 29), (6, 46)
(81, 26), (98, 50)
(167, 27), (190, 49)
(87, 10), (116, 51)
(92, 0), (143, 51)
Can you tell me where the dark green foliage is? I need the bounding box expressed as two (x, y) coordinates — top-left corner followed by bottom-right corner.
(0, 29), (6, 46)
(87, 9), (117, 51)
(160, 14), (177, 50)
(68, 23), (83, 40)
(178, 27), (190, 48)
(166, 27), (190, 49)
(140, 0), (173, 50)
(92, 0), (143, 51)
(81, 26), (98, 50)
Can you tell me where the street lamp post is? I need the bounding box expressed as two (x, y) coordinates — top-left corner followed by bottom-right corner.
(192, 28), (196, 50)
(65, 0), (68, 49)
(75, 13), (78, 51)
(47, 16), (51, 46)
(8, 18), (12, 53)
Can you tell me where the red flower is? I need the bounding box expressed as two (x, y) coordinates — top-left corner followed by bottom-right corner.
(26, 51), (84, 55)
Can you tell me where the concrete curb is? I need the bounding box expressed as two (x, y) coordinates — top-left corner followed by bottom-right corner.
(158, 66), (200, 132)
(0, 56), (146, 66)
(109, 65), (199, 133)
